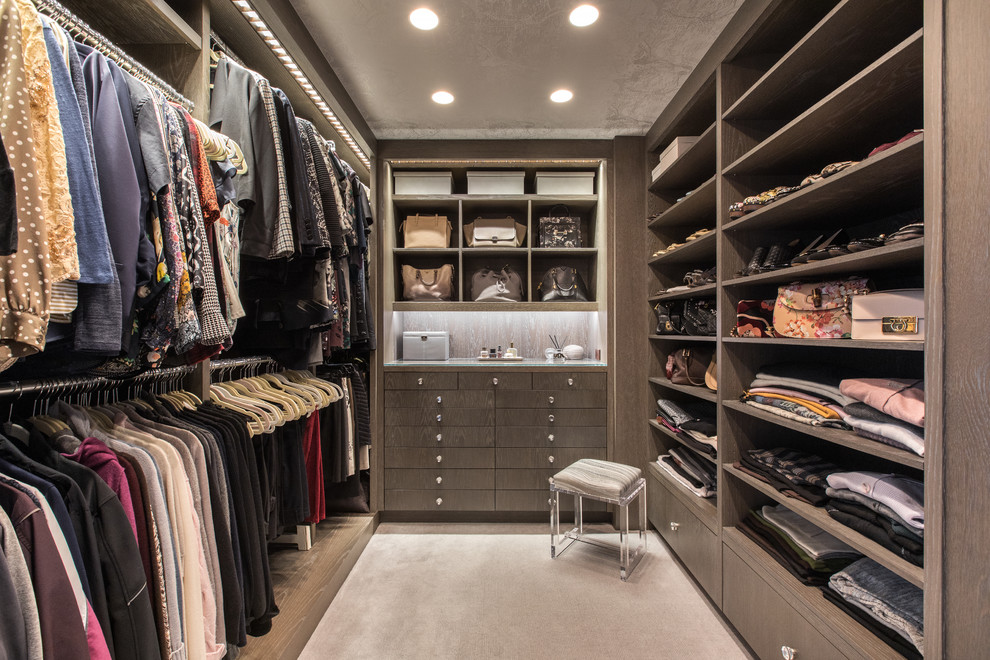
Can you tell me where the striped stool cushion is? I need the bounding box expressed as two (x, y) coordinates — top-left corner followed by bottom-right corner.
(551, 459), (643, 500)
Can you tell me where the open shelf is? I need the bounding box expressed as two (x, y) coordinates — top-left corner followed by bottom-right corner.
(649, 419), (717, 465)
(649, 176), (717, 229)
(722, 238), (924, 288)
(656, 283), (717, 301)
(647, 462), (718, 530)
(648, 377), (717, 403)
(724, 31), (923, 176)
(722, 400), (924, 470)
(722, 337), (925, 352)
(392, 302), (598, 312)
(650, 123), (717, 192)
(723, 527), (911, 660)
(723, 464), (924, 588)
(648, 231), (716, 266)
(649, 335), (717, 343)
(62, 0), (200, 48)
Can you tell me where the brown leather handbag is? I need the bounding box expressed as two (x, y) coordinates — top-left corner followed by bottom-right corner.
(666, 346), (714, 386)
(401, 264), (454, 301)
(400, 214), (451, 248)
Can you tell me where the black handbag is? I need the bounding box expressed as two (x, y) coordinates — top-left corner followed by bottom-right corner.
(654, 300), (684, 335)
(470, 266), (524, 302)
(538, 205), (582, 248)
(682, 299), (717, 336)
(538, 266), (589, 302)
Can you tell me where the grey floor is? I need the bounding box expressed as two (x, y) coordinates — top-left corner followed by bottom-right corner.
(301, 523), (751, 659)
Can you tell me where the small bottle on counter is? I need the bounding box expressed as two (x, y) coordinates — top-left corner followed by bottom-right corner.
(496, 345), (503, 358)
(506, 342), (517, 358)
(480, 347), (487, 358)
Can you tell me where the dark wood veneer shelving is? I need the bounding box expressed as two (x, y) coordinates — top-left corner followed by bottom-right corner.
(649, 419), (718, 465)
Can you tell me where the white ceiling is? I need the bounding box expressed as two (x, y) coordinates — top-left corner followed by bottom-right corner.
(287, 0), (743, 140)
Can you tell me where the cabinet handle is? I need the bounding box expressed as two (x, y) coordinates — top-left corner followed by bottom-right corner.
(548, 434), (555, 443)
(436, 414), (442, 423)
(436, 433), (442, 443)
(436, 497), (443, 506)
(548, 498), (554, 507)
(548, 396), (555, 405)
(780, 646), (797, 660)
(549, 455), (555, 464)
(492, 377), (499, 386)
(436, 455), (443, 463)
(417, 377), (424, 386)
(436, 476), (442, 484)
(436, 395), (442, 405)
(567, 378), (574, 386)
(669, 522), (680, 532)
(548, 414), (555, 423)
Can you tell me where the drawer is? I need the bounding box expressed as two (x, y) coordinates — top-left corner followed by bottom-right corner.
(532, 372), (605, 390)
(458, 372), (532, 390)
(386, 447), (494, 469)
(386, 390), (494, 409)
(385, 372), (459, 390)
(495, 408), (606, 427)
(648, 472), (718, 598)
(496, 389), (606, 409)
(496, 468), (555, 490)
(496, 426), (606, 447)
(495, 447), (605, 469)
(385, 426), (494, 447)
(496, 490), (607, 512)
(386, 469), (495, 490)
(723, 546), (848, 660)
(386, 407), (495, 427)
(385, 489), (495, 511)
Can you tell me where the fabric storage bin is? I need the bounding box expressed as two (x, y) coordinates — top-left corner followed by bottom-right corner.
(401, 331), (450, 360)
(535, 171), (595, 195)
(394, 171), (453, 195)
(851, 289), (925, 341)
(467, 171), (525, 195)
(652, 136), (699, 181)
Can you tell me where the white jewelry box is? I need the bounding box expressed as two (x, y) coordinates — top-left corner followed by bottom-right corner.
(402, 331), (450, 360)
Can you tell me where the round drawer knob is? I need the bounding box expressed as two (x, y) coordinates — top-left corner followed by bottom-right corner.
(548, 396), (555, 405)
(567, 378), (574, 386)
(436, 414), (442, 423)
(436, 476), (442, 484)
(436, 395), (442, 405)
(417, 378), (424, 386)
(492, 377), (499, 386)
(436, 433), (442, 443)
(548, 498), (554, 506)
(549, 455), (555, 464)
(669, 522), (680, 532)
(780, 646), (797, 660)
(548, 434), (555, 443)
(436, 455), (443, 463)
(436, 498), (443, 506)
(548, 414), (555, 423)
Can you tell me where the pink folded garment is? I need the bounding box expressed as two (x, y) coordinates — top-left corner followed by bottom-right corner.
(838, 378), (924, 427)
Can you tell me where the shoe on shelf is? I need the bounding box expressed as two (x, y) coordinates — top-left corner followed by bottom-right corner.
(789, 235), (825, 265)
(884, 222), (924, 244)
(804, 228), (850, 262)
(728, 202), (745, 219)
(736, 246), (767, 277)
(820, 161), (858, 178)
(753, 240), (799, 272)
(845, 235), (886, 252)
(868, 129), (923, 158)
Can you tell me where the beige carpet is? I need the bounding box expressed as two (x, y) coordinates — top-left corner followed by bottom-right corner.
(300, 523), (750, 659)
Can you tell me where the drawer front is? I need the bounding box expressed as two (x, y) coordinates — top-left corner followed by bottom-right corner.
(385, 489), (495, 511)
(386, 389), (494, 409)
(385, 447), (494, 469)
(723, 546), (848, 660)
(458, 372), (533, 390)
(496, 426), (606, 447)
(385, 426), (494, 448)
(496, 468), (555, 490)
(495, 408), (606, 427)
(532, 372), (605, 390)
(385, 469), (495, 490)
(495, 389), (606, 409)
(385, 372), (459, 390)
(648, 473), (718, 598)
(496, 489), (608, 512)
(386, 407), (495, 427)
(495, 447), (605, 469)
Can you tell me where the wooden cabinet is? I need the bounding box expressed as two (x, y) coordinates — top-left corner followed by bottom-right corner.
(384, 366), (607, 516)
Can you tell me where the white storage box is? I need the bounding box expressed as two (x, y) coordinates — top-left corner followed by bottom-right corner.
(535, 171), (596, 195)
(851, 289), (925, 341)
(467, 171), (525, 195)
(394, 171), (453, 195)
(652, 136), (699, 181)
(402, 331), (450, 360)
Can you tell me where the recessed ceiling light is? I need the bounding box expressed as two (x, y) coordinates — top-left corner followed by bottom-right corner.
(550, 89), (574, 103)
(569, 4), (599, 27)
(432, 90), (454, 104)
(410, 8), (439, 30)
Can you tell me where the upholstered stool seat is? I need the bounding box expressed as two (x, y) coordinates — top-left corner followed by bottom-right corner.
(550, 458), (647, 580)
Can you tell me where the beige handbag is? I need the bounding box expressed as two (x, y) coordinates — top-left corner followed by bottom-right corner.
(400, 214), (452, 248)
(463, 217), (526, 247)
(401, 264), (454, 300)
(851, 289), (924, 341)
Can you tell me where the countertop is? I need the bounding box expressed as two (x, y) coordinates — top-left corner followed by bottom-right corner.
(384, 358), (607, 369)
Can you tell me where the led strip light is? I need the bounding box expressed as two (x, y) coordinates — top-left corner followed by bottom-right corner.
(230, 0), (371, 170)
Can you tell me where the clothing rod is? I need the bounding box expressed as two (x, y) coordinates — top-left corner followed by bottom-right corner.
(0, 364), (198, 399)
(209, 356), (278, 371)
(32, 0), (195, 110)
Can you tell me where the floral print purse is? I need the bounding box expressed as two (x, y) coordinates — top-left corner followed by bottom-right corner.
(772, 277), (871, 339)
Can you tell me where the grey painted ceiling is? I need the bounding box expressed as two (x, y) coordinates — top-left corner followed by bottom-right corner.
(286, 0), (744, 140)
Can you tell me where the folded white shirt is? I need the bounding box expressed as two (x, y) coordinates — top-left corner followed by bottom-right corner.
(825, 471), (924, 530)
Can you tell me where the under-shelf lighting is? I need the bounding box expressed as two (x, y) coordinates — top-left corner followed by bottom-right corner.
(228, 0), (372, 170)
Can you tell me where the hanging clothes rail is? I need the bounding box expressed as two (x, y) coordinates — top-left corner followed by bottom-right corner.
(32, 0), (195, 110)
